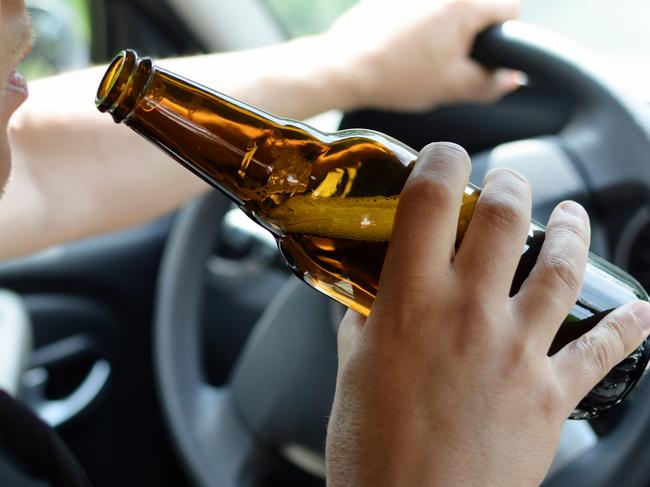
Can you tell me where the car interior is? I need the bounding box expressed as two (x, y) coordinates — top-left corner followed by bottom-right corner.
(4, 0), (650, 486)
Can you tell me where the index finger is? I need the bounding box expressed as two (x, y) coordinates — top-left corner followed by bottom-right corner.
(377, 142), (471, 301)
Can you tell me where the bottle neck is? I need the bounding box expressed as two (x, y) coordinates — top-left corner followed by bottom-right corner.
(96, 50), (329, 223)
(96, 51), (479, 242)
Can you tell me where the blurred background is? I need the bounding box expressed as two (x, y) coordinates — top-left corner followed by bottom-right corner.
(21, 0), (650, 100)
(10, 2), (650, 486)
(20, 0), (90, 79)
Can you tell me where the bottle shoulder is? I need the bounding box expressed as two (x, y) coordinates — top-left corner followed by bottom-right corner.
(332, 128), (418, 158)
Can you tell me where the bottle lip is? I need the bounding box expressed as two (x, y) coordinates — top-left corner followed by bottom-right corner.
(96, 49), (152, 123)
(96, 50), (135, 112)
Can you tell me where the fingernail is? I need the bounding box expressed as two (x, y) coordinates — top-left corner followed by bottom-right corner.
(511, 71), (527, 87)
(560, 201), (587, 220)
(634, 302), (650, 333)
(497, 70), (524, 91)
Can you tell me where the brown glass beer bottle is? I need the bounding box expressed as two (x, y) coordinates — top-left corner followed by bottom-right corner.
(96, 49), (649, 419)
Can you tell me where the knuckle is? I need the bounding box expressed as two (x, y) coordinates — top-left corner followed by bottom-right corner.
(611, 308), (646, 353)
(401, 173), (457, 214)
(403, 142), (471, 210)
(536, 383), (566, 419)
(473, 191), (526, 234)
(373, 292), (436, 343)
(536, 254), (581, 294)
(485, 167), (530, 192)
(601, 322), (627, 360)
(553, 217), (590, 248)
(571, 333), (614, 378)
(570, 310), (641, 379)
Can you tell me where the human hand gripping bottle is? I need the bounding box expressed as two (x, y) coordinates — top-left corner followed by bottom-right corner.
(96, 50), (649, 419)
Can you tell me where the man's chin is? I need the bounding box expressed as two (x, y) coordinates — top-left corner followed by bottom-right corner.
(0, 84), (23, 195)
(1, 84), (28, 124)
(0, 135), (12, 197)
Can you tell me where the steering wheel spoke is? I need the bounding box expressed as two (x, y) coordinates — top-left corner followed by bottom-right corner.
(230, 279), (337, 460)
(187, 385), (259, 486)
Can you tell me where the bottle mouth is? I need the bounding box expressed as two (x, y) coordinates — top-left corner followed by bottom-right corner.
(96, 49), (152, 123)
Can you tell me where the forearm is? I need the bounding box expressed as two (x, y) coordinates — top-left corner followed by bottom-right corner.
(4, 65), (209, 259)
(2, 36), (351, 259)
(2, 0), (519, 260)
(163, 35), (357, 118)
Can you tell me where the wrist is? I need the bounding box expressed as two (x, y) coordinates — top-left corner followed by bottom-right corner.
(327, 396), (457, 486)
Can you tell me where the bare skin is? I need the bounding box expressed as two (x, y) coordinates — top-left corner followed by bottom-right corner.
(2, 1), (649, 486)
(326, 143), (650, 486)
(3, 0), (519, 259)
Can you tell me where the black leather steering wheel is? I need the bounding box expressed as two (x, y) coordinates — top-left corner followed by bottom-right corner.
(154, 21), (650, 487)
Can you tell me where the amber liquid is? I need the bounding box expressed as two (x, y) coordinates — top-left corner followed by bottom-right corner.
(273, 191), (478, 315)
(97, 52), (650, 419)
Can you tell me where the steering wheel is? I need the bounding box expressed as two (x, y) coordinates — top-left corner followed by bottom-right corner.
(154, 21), (650, 487)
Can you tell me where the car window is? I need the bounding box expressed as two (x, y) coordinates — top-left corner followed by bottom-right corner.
(262, 0), (357, 38)
(20, 0), (91, 80)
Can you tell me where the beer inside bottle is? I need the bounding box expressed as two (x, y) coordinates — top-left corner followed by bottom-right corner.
(96, 49), (650, 420)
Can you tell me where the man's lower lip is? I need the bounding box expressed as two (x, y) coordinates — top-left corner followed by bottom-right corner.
(7, 71), (28, 95)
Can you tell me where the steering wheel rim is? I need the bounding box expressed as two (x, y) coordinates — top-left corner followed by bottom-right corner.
(472, 22), (650, 239)
(154, 21), (650, 487)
